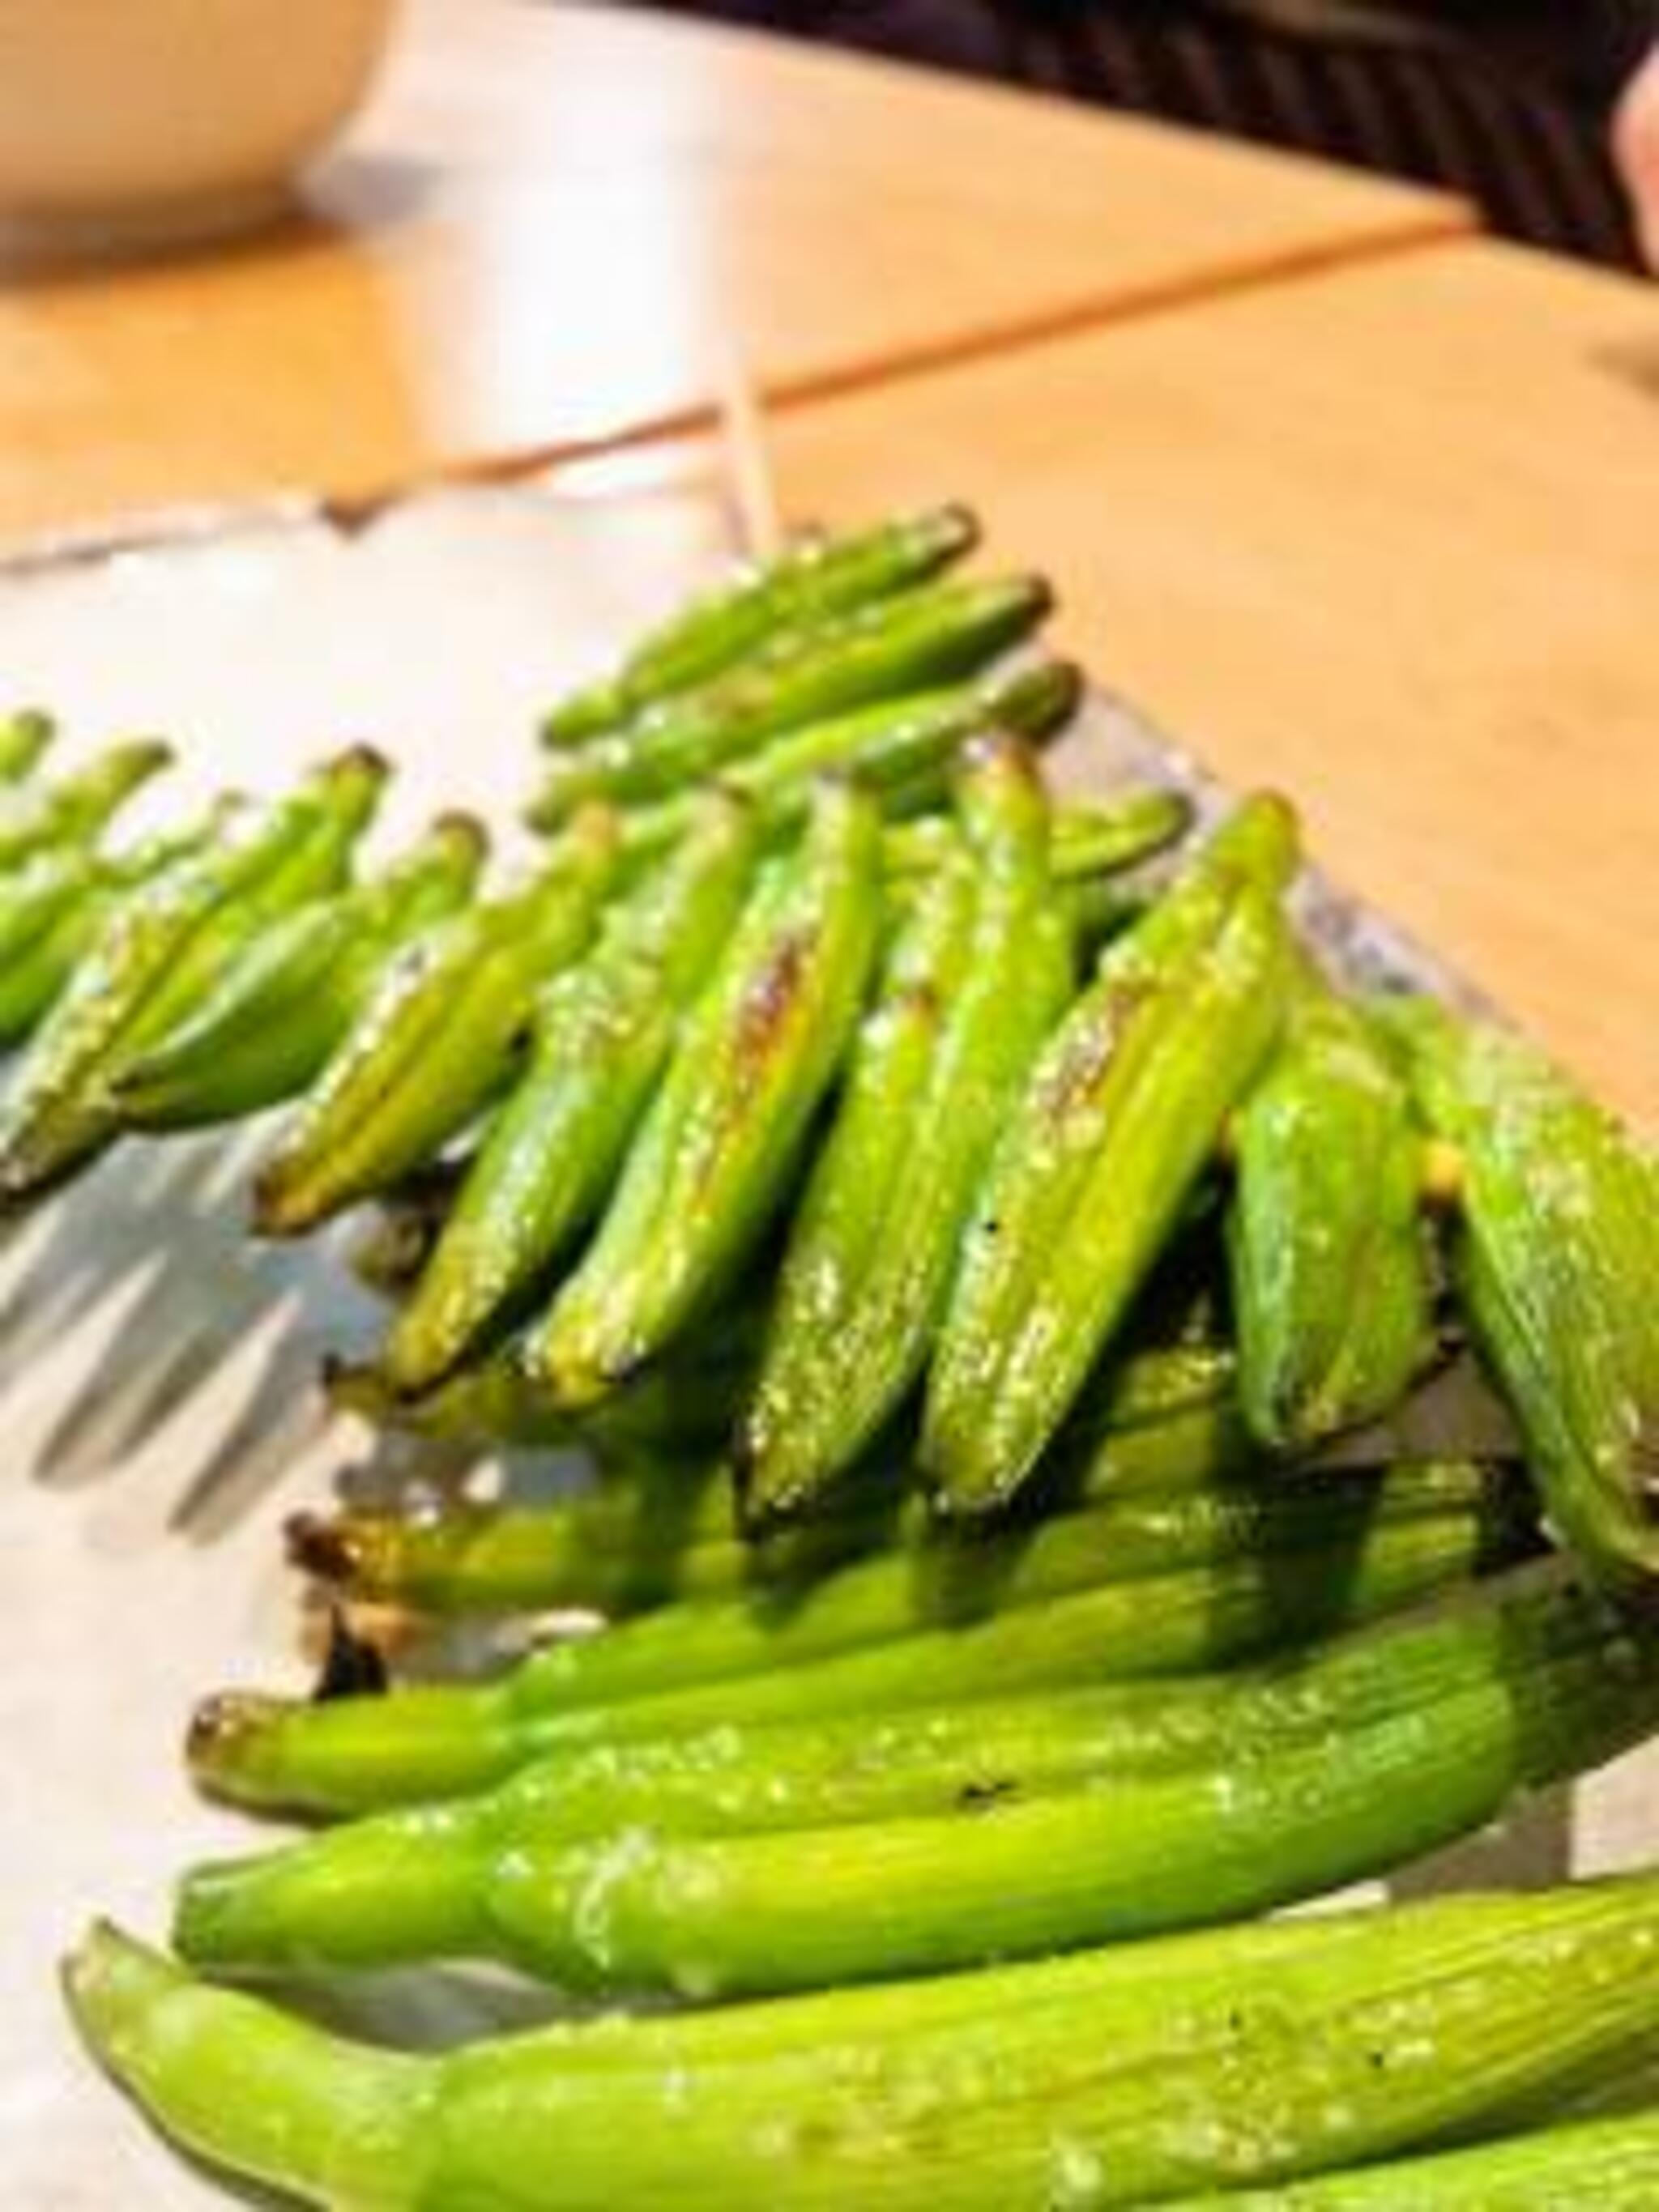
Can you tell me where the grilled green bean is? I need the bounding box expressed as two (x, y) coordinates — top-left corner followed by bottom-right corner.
(1228, 970), (1435, 1451)
(616, 658), (1085, 859)
(882, 783), (1188, 885)
(180, 1575), (1612, 1950)
(0, 849), (98, 1035)
(331, 1300), (766, 1462)
(69, 1873), (1659, 2207)
(923, 795), (1299, 1515)
(0, 735), (171, 867)
(0, 751), (386, 1202)
(300, 1341), (1257, 1615)
(114, 814), (488, 1131)
(0, 706), (55, 782)
(0, 802), (241, 1046)
(530, 575), (1051, 823)
(318, 1339), (1253, 1609)
(522, 784), (883, 1408)
(742, 739), (1073, 1519)
(254, 811), (618, 1237)
(1384, 998), (1659, 1596)
(382, 797), (759, 1395)
(1192, 2108), (1659, 2210)
(541, 505), (979, 747)
(188, 1480), (1529, 1813)
(173, 1566), (1651, 1992)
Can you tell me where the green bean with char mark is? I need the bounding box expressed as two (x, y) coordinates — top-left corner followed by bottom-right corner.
(522, 784), (883, 1409)
(742, 737), (1073, 1521)
(383, 796), (759, 1396)
(924, 794), (1299, 1516)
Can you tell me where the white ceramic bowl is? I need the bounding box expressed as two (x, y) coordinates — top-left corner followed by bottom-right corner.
(0, 0), (399, 258)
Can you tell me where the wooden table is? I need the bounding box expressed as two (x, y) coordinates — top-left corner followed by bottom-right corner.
(1, 4), (1649, 1127)
(0, 0), (1467, 545)
(764, 240), (1659, 1123)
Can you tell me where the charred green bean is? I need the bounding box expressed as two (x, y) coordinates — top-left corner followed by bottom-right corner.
(923, 795), (1299, 1515)
(382, 796), (758, 1394)
(522, 784), (882, 1407)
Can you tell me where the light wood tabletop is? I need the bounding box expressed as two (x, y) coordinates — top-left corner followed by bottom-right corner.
(0, 0), (1469, 547)
(762, 239), (1659, 1123)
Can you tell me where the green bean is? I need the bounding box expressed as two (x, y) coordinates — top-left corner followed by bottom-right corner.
(114, 814), (488, 1132)
(0, 849), (97, 1028)
(541, 505), (979, 747)
(879, 786), (1192, 887)
(69, 1872), (1659, 2206)
(1383, 997), (1659, 1596)
(185, 1575), (1611, 1944)
(329, 1299), (766, 1462)
(1060, 873), (1142, 957)
(1191, 2108), (1659, 2210)
(0, 706), (55, 782)
(333, 1461), (1515, 1705)
(742, 739), (1074, 1520)
(0, 751), (386, 1204)
(300, 1341), (1257, 1615)
(1049, 788), (1193, 879)
(315, 1341), (1253, 1616)
(254, 811), (618, 1237)
(173, 1565), (1649, 1993)
(522, 784), (883, 1409)
(529, 575), (1051, 823)
(616, 658), (1085, 859)
(0, 801), (242, 1046)
(0, 735), (172, 867)
(1228, 970), (1436, 1451)
(923, 795), (1299, 1515)
(382, 796), (759, 1395)
(188, 1484), (1529, 1814)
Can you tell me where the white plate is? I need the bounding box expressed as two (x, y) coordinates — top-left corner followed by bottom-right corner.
(0, 467), (746, 2208)
(1, 475), (1653, 2208)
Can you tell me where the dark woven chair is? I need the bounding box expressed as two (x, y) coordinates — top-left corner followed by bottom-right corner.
(636, 1), (1654, 267)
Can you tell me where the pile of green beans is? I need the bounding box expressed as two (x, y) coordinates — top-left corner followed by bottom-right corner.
(23, 509), (1659, 2210)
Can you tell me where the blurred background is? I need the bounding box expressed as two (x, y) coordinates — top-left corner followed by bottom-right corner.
(626, 0), (1656, 267)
